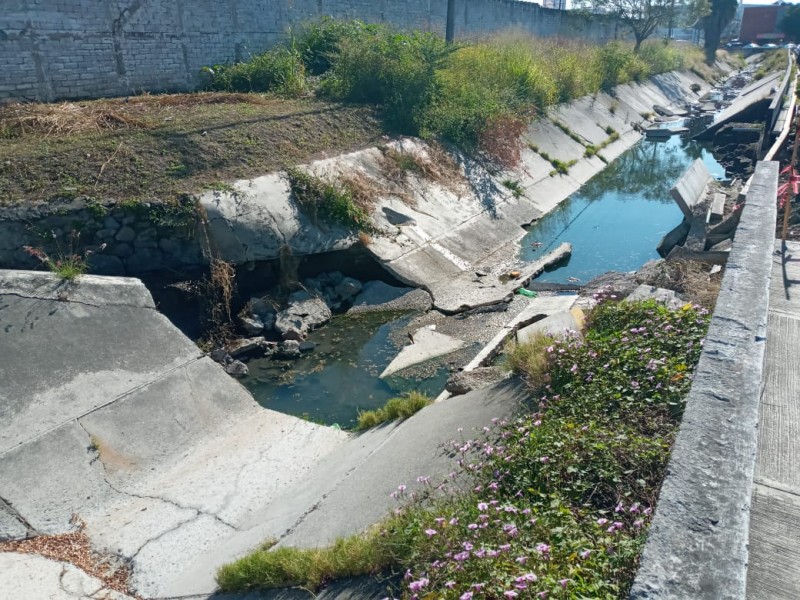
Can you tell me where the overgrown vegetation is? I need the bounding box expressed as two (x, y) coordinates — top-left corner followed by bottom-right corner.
(285, 167), (374, 231)
(22, 231), (96, 281)
(205, 20), (705, 165)
(218, 299), (710, 597)
(356, 391), (432, 430)
(754, 49), (790, 81)
(639, 259), (723, 310)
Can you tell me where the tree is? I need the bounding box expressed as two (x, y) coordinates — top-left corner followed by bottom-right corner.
(779, 6), (800, 43)
(697, 0), (738, 64)
(575, 0), (675, 52)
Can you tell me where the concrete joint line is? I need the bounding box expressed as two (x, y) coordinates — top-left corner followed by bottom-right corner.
(0, 494), (39, 537)
(0, 355), (204, 460)
(0, 291), (154, 311)
(754, 476), (800, 500)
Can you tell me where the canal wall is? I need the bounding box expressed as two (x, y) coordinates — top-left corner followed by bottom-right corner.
(631, 160), (779, 599)
(0, 66), (727, 312)
(0, 0), (618, 104)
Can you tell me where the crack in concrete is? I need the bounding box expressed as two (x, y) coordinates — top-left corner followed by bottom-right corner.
(75, 421), (238, 565)
(0, 493), (39, 537)
(0, 291), (154, 311)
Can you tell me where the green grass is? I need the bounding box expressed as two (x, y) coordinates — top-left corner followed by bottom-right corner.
(502, 179), (524, 198)
(355, 392), (432, 430)
(217, 531), (409, 591)
(285, 167), (373, 232)
(754, 49), (790, 81)
(504, 331), (554, 384)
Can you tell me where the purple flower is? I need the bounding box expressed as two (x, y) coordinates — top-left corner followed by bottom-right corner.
(460, 593), (473, 600)
(597, 518), (609, 526)
(424, 529), (437, 537)
(463, 542), (474, 551)
(477, 502), (489, 511)
(515, 556), (528, 564)
(435, 517), (445, 525)
(397, 484), (406, 493)
(408, 578), (429, 592)
(499, 543), (511, 551)
(539, 456), (550, 464)
(445, 581), (456, 589)
(559, 578), (570, 589)
(634, 519), (644, 528)
(579, 549), (592, 559)
(504, 591), (518, 598)
(535, 543), (550, 554)
(450, 517), (459, 525)
(468, 523), (479, 530)
(454, 551), (470, 561)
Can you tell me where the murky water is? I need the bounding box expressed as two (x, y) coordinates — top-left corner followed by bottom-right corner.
(519, 135), (726, 284)
(241, 311), (450, 427)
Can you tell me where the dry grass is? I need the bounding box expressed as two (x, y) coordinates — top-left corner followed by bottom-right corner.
(0, 527), (135, 597)
(639, 259), (723, 310)
(0, 93), (382, 205)
(504, 331), (555, 389)
(379, 142), (467, 199)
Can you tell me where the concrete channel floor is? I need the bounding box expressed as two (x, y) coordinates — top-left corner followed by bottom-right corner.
(747, 240), (800, 599)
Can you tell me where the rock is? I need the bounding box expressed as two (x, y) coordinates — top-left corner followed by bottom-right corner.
(275, 339), (301, 359)
(103, 216), (121, 230)
(225, 360), (249, 377)
(110, 243), (134, 258)
(581, 271), (639, 299)
(275, 295), (332, 338)
(239, 315), (264, 335)
(226, 336), (267, 358)
(298, 341), (316, 352)
(625, 284), (684, 310)
(446, 367), (511, 396)
(209, 349), (230, 364)
(86, 254), (125, 276)
(328, 271), (344, 286)
(281, 327), (305, 341)
(347, 281), (433, 314)
(710, 239), (733, 252)
(158, 237), (181, 254)
(334, 276), (362, 301)
(115, 226), (136, 242)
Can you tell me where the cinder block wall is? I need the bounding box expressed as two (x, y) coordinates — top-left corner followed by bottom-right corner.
(0, 0), (617, 103)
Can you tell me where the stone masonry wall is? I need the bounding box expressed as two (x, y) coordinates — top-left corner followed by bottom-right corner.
(0, 198), (206, 276)
(0, 0), (619, 103)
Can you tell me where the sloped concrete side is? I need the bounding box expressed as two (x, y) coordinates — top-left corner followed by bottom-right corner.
(161, 379), (529, 598)
(197, 69), (720, 312)
(0, 271), (350, 598)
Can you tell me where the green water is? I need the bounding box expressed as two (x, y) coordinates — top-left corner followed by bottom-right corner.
(241, 312), (451, 428)
(520, 136), (726, 284)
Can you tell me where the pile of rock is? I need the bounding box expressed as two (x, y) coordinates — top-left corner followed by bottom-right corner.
(302, 271), (363, 312)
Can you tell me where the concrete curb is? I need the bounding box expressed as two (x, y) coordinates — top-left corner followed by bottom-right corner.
(630, 161), (778, 599)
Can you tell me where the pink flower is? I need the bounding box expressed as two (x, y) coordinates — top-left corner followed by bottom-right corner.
(579, 549), (592, 559)
(424, 529), (437, 537)
(515, 556), (528, 564)
(504, 591), (518, 598)
(535, 543), (550, 554)
(408, 578), (429, 592)
(454, 551), (470, 561)
(597, 518), (609, 526)
(477, 502), (489, 511)
(445, 581), (456, 589)
(460, 593), (473, 600)
(468, 523), (479, 530)
(435, 517), (445, 525)
(559, 578), (570, 589)
(539, 456), (550, 464)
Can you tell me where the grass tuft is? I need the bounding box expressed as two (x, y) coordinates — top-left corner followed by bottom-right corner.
(505, 331), (555, 386)
(356, 392), (431, 431)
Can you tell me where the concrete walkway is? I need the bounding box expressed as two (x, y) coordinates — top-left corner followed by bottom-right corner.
(747, 240), (800, 599)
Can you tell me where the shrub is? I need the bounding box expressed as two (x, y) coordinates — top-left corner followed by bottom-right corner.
(292, 17), (378, 75)
(598, 42), (650, 90)
(320, 27), (450, 133)
(356, 392), (431, 430)
(206, 47), (306, 95)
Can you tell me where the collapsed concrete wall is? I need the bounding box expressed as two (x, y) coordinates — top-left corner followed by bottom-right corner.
(0, 0), (618, 104)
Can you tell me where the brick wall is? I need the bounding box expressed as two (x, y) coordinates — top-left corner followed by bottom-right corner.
(0, 0), (619, 103)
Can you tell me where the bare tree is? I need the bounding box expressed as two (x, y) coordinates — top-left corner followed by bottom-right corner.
(575, 0), (675, 52)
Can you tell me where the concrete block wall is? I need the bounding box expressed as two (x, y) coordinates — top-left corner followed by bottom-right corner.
(0, 0), (619, 103)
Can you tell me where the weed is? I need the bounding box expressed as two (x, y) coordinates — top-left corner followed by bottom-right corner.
(502, 179), (524, 198)
(205, 47), (307, 96)
(355, 392), (431, 430)
(584, 130), (620, 158)
(22, 230), (102, 281)
(638, 259), (722, 310)
(690, 83), (702, 93)
(552, 120), (584, 145)
(505, 331), (555, 386)
(550, 158), (577, 176)
(286, 167), (372, 231)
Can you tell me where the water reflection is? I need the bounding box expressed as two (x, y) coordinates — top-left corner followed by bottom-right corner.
(520, 135), (725, 283)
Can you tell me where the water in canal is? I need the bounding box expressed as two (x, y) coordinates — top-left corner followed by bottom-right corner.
(241, 311), (452, 428)
(519, 135), (726, 284)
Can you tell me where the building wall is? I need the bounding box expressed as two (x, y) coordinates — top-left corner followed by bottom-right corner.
(740, 6), (783, 43)
(0, 0), (618, 103)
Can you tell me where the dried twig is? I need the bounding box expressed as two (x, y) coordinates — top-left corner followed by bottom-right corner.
(94, 141), (124, 189)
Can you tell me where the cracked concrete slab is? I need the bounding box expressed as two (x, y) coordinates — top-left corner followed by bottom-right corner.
(161, 379), (529, 597)
(0, 271), (350, 598)
(380, 327), (466, 378)
(0, 552), (135, 600)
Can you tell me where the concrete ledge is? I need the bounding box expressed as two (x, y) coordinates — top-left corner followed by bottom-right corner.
(631, 161), (778, 599)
